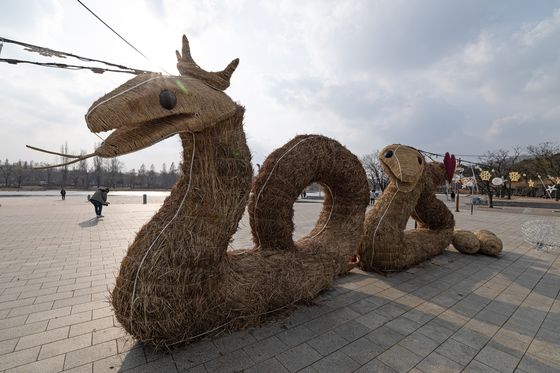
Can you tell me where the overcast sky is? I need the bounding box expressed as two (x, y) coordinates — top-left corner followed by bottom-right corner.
(1, 0), (559, 171)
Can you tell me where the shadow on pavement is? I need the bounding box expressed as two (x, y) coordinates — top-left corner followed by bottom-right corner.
(79, 217), (99, 228)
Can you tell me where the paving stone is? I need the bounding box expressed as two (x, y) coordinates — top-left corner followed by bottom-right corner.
(436, 338), (478, 365)
(26, 306), (72, 324)
(276, 324), (316, 347)
(311, 350), (360, 373)
(248, 324), (283, 341)
(15, 326), (69, 350)
(91, 326), (126, 345)
(463, 359), (501, 373)
(92, 348), (146, 372)
(125, 355), (178, 373)
(355, 311), (388, 330)
(92, 307), (113, 320)
(0, 346), (40, 370)
(5, 354), (64, 373)
(475, 345), (520, 373)
(416, 320), (454, 344)
(348, 298), (381, 315)
(0, 320), (48, 342)
(47, 311), (92, 330)
(203, 349), (254, 373)
(0, 315), (28, 330)
(212, 329), (256, 354)
(276, 343), (322, 372)
(340, 335), (384, 364)
(307, 330), (349, 356)
(172, 341), (221, 370)
(39, 333), (92, 360)
(69, 316), (113, 337)
(385, 316), (422, 336)
(34, 291), (75, 305)
(333, 320), (370, 342)
(7, 301), (54, 317)
(366, 325), (406, 349)
(416, 351), (463, 373)
(451, 327), (491, 350)
(0, 338), (18, 355)
(354, 358), (398, 373)
(378, 344), (423, 372)
(243, 336), (288, 363)
(244, 357), (289, 373)
(71, 301), (108, 314)
(518, 353), (560, 373)
(375, 303), (409, 320)
(398, 331), (439, 357)
(526, 337), (560, 366)
(64, 340), (117, 369)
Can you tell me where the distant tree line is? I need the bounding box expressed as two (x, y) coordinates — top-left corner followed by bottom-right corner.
(0, 155), (180, 189)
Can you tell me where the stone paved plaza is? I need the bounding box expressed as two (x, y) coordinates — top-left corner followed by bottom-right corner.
(0, 194), (559, 372)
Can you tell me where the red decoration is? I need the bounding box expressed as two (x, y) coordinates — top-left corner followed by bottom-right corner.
(443, 152), (456, 182)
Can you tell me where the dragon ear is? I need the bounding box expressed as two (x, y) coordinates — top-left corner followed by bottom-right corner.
(175, 35), (238, 90)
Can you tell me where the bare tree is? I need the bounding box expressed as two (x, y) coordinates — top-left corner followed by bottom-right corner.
(0, 159), (12, 187)
(480, 146), (522, 200)
(526, 142), (560, 200)
(361, 152), (388, 192)
(138, 164), (147, 188)
(147, 164), (157, 188)
(78, 151), (89, 188)
(60, 142), (69, 187)
(92, 157), (104, 187)
(108, 158), (123, 188)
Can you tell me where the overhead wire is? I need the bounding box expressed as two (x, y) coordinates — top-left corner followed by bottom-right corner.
(75, 0), (171, 75)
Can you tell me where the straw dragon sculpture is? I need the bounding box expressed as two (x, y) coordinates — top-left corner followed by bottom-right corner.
(29, 35), (501, 348)
(85, 36), (369, 348)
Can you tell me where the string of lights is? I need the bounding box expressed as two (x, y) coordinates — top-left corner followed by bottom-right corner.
(0, 57), (150, 75)
(0, 36), (153, 75)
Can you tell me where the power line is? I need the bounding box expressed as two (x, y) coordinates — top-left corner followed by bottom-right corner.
(0, 36), (149, 73)
(75, 0), (170, 74)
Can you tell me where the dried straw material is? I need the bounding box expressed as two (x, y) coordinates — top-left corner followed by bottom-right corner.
(452, 230), (480, 254)
(249, 135), (369, 254)
(105, 36), (371, 349)
(86, 73), (237, 158)
(359, 144), (455, 272)
(475, 229), (503, 256)
(111, 131), (369, 349)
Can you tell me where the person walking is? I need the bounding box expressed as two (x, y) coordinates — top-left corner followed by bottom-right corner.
(90, 187), (110, 218)
(60, 187), (66, 201)
(370, 190), (376, 206)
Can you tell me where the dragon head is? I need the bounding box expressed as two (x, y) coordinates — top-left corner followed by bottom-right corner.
(87, 35), (239, 158)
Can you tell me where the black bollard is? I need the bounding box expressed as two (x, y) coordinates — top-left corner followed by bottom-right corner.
(143, 194), (147, 204)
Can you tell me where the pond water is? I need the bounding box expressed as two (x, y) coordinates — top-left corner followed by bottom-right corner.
(0, 190), (171, 198)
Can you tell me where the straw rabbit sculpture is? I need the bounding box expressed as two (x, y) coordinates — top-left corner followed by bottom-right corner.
(359, 145), (502, 272)
(82, 36), (369, 348)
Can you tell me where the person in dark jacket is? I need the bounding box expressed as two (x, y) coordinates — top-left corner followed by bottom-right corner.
(60, 187), (66, 200)
(90, 187), (109, 218)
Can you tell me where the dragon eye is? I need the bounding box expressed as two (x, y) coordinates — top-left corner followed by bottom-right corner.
(384, 150), (394, 158)
(159, 90), (177, 110)
(417, 156), (423, 164)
